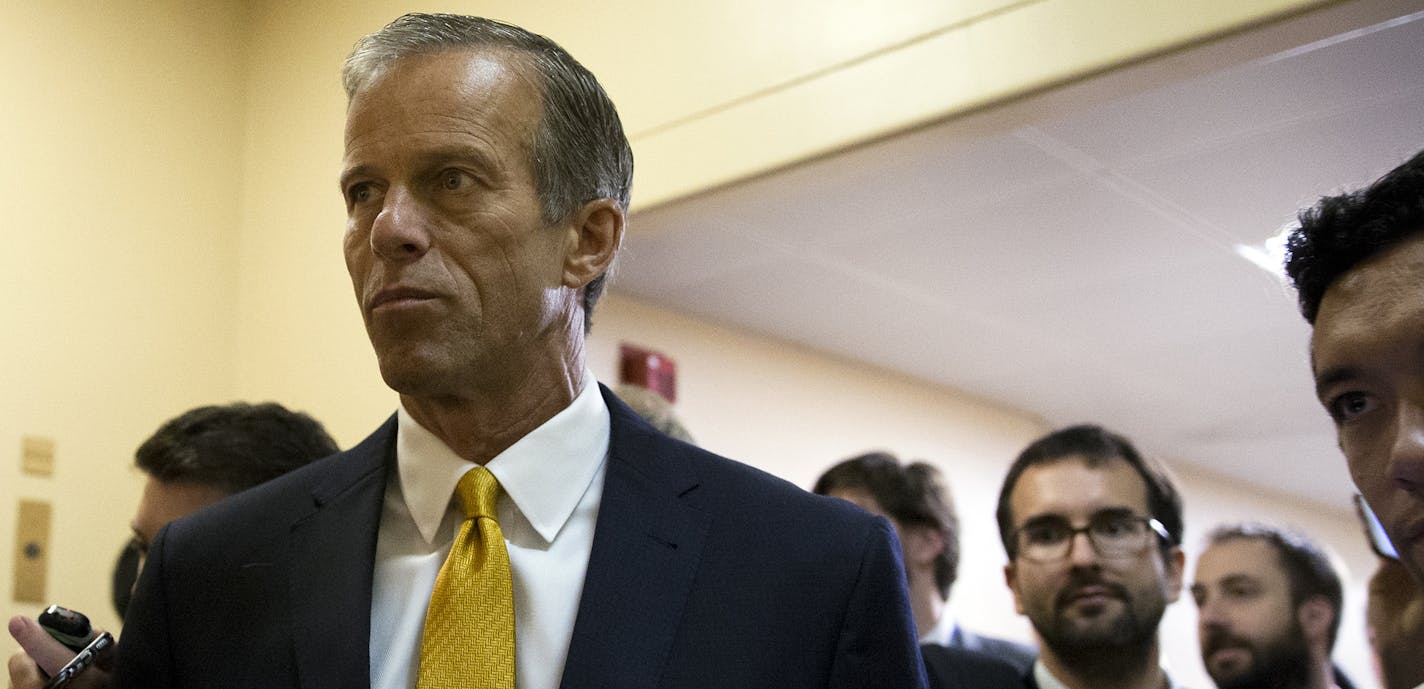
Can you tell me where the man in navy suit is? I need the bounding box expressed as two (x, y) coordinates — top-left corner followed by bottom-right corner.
(103, 13), (925, 689)
(814, 452), (1037, 674)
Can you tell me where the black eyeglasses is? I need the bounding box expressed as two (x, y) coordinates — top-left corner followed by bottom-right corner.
(1012, 510), (1171, 563)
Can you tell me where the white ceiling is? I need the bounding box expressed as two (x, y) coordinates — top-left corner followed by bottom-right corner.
(613, 5), (1424, 510)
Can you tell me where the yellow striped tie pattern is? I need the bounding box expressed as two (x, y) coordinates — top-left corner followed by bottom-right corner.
(417, 466), (516, 689)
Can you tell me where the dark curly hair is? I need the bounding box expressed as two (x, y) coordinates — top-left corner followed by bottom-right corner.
(814, 452), (960, 598)
(1285, 148), (1424, 323)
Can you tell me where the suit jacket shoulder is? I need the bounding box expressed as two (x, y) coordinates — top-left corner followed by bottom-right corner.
(116, 416), (394, 689)
(558, 387), (926, 689)
(950, 627), (1037, 675)
(921, 644), (1027, 689)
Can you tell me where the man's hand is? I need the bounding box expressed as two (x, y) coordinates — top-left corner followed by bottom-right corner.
(1369, 560), (1424, 689)
(7, 615), (112, 689)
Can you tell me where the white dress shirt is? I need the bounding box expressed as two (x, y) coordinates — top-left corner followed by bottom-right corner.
(920, 608), (957, 646)
(1033, 659), (1184, 689)
(369, 377), (610, 689)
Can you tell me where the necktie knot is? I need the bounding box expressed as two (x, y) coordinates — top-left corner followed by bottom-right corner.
(455, 466), (501, 521)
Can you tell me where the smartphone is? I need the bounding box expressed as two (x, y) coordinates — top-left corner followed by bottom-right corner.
(1354, 493), (1399, 560)
(37, 605), (96, 653)
(41, 630), (113, 689)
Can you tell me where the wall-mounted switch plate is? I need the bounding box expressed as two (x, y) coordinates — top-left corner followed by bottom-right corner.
(14, 500), (51, 602)
(22, 436), (55, 477)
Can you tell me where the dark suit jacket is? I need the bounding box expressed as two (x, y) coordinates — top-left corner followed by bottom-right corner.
(116, 387), (927, 689)
(947, 626), (1036, 675)
(921, 644), (1026, 689)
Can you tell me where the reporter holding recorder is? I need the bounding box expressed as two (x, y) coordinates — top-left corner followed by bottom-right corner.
(6, 403), (338, 687)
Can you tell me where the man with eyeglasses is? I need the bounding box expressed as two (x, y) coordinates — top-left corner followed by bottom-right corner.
(996, 424), (1186, 689)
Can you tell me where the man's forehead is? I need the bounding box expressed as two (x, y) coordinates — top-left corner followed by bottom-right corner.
(1198, 538), (1282, 580)
(1314, 232), (1424, 329)
(1311, 231), (1424, 369)
(352, 46), (533, 93)
(344, 48), (540, 137)
(1012, 455), (1150, 518)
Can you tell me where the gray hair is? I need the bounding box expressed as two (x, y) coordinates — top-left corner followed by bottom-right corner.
(342, 13), (633, 331)
(611, 383), (696, 444)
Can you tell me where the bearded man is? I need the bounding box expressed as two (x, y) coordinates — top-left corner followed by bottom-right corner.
(997, 425), (1187, 689)
(1192, 524), (1350, 689)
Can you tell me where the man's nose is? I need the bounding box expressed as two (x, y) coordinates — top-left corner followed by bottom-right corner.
(1066, 530), (1098, 567)
(1196, 594), (1228, 630)
(1389, 399), (1424, 496)
(370, 187), (431, 260)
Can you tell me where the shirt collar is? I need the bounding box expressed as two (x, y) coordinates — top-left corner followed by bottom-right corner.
(1033, 660), (1180, 689)
(1034, 660), (1069, 689)
(395, 373), (610, 544)
(921, 609), (957, 646)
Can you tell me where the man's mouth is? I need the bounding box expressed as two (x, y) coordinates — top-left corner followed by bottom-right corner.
(370, 286), (439, 311)
(1207, 646), (1252, 672)
(1058, 582), (1125, 610)
(1203, 634), (1253, 668)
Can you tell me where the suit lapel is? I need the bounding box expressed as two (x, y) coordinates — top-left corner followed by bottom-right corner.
(559, 388), (710, 689)
(288, 417), (394, 689)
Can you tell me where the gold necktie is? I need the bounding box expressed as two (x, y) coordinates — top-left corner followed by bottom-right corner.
(417, 466), (516, 689)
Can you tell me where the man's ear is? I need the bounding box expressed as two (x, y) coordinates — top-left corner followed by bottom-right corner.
(1005, 562), (1026, 615)
(902, 526), (946, 567)
(1298, 595), (1335, 645)
(1163, 546), (1186, 603)
(562, 198), (624, 290)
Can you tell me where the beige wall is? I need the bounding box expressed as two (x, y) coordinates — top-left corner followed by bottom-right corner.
(1, 0), (247, 636)
(3, 1), (1378, 686)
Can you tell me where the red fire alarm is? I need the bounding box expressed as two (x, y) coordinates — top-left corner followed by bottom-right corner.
(619, 343), (677, 403)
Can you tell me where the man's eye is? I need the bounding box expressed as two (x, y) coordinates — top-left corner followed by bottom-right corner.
(1225, 584), (1258, 598)
(347, 182), (374, 205)
(1023, 524), (1066, 544)
(1329, 392), (1377, 422)
(440, 169), (475, 191)
(1094, 517), (1135, 537)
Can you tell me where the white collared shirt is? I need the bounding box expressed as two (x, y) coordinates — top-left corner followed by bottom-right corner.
(920, 608), (957, 646)
(1033, 659), (1184, 689)
(369, 377), (611, 689)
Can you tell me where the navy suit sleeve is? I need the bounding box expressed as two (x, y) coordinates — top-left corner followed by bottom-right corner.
(115, 522), (176, 689)
(828, 516), (929, 689)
